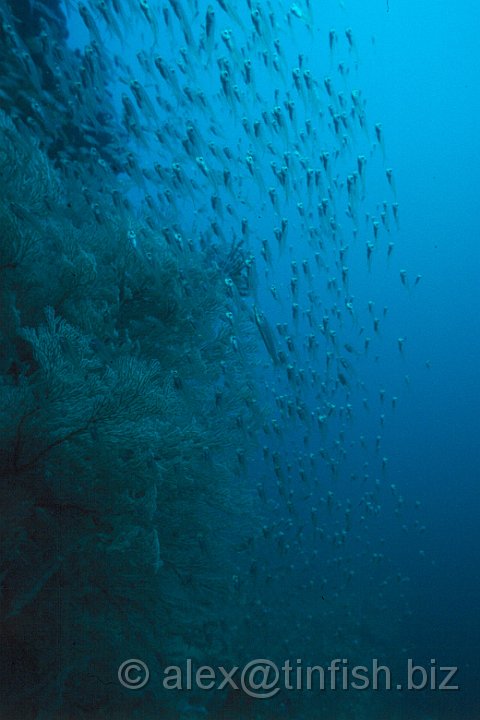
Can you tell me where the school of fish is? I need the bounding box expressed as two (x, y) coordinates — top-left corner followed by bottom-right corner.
(0, 0), (427, 717)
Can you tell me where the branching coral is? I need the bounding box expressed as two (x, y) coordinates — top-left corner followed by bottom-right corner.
(0, 113), (259, 719)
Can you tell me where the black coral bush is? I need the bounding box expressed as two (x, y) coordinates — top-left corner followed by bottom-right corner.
(0, 114), (257, 719)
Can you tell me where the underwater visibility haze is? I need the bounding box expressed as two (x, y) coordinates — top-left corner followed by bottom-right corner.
(0, 0), (479, 718)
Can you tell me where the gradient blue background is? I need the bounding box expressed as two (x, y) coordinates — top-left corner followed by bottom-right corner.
(346, 0), (480, 707)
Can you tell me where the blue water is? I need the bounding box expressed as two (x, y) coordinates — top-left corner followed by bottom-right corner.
(324, 3), (480, 715)
(1, 0), (478, 718)
(358, 0), (480, 703)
